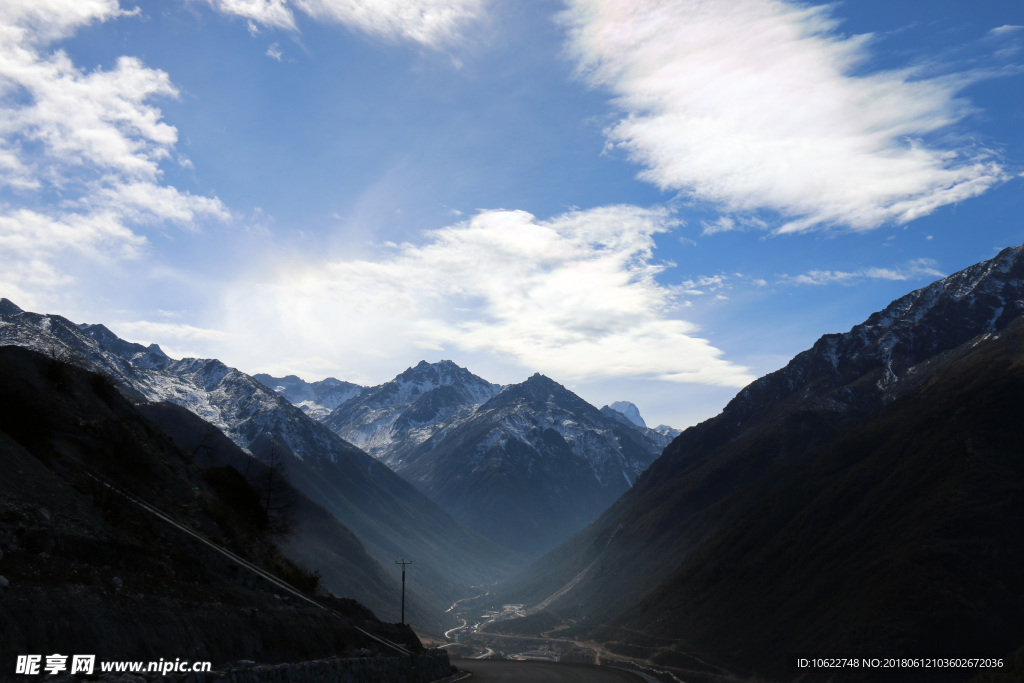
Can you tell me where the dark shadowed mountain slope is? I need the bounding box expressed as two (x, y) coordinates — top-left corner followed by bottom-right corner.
(585, 320), (1024, 681)
(0, 346), (424, 664)
(0, 301), (524, 628)
(397, 373), (665, 556)
(134, 401), (436, 629)
(494, 245), (1024, 682)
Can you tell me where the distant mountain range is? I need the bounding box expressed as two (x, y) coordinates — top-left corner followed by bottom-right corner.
(0, 299), (520, 631)
(492, 245), (1024, 681)
(0, 296), (675, 619)
(261, 361), (674, 556)
(252, 373), (364, 420)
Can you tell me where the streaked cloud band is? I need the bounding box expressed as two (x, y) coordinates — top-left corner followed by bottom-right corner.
(206, 0), (485, 47)
(564, 0), (1008, 232)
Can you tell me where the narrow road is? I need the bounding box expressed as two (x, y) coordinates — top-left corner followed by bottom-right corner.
(453, 659), (644, 682)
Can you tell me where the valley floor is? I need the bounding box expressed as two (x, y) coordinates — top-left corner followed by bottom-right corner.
(440, 595), (697, 683)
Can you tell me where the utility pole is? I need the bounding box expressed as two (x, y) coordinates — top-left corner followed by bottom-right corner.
(395, 559), (412, 625)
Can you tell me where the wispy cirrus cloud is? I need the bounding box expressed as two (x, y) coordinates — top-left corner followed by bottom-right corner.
(205, 0), (485, 48)
(778, 258), (944, 286)
(990, 25), (1023, 37)
(563, 0), (1008, 233)
(220, 205), (756, 387)
(0, 1), (228, 305)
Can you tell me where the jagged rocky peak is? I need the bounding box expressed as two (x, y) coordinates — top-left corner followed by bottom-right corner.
(489, 373), (598, 417)
(0, 298), (24, 315)
(501, 372), (563, 400)
(607, 401), (647, 428)
(173, 356), (229, 374)
(378, 359), (501, 405)
(78, 322), (119, 343)
(524, 371), (557, 387)
(397, 359), (474, 386)
(78, 322), (172, 370)
(653, 424), (681, 440)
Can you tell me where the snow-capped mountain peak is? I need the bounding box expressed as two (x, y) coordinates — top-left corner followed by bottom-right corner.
(607, 401), (647, 428)
(323, 359), (502, 461)
(387, 359), (500, 403)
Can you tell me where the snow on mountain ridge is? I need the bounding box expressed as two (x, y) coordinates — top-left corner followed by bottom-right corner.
(324, 360), (502, 463)
(422, 373), (658, 491)
(712, 244), (1024, 443)
(386, 359), (500, 405)
(253, 373), (364, 419)
(388, 371), (667, 555)
(0, 303), (377, 469)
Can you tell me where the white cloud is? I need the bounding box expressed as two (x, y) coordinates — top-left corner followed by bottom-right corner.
(0, 1), (227, 299)
(266, 42), (283, 60)
(294, 0), (484, 47)
(701, 216), (737, 236)
(111, 319), (231, 359)
(0, 209), (145, 258)
(0, 259), (76, 312)
(0, 0), (131, 44)
(7, 53), (179, 178)
(204, 0), (296, 31)
(680, 274), (728, 296)
(220, 206), (756, 387)
(779, 258), (944, 286)
(87, 182), (230, 224)
(206, 0), (484, 48)
(563, 0), (1008, 233)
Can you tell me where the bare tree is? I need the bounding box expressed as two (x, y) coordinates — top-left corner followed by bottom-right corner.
(188, 423), (220, 466)
(252, 440), (296, 539)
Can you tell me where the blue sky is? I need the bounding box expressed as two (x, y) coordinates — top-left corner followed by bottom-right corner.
(1, 0), (1022, 429)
